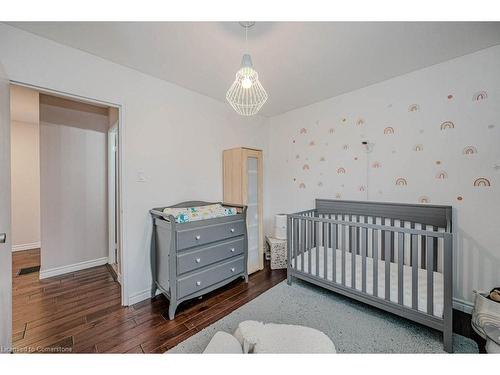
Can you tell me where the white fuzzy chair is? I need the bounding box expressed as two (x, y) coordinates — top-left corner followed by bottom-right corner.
(203, 321), (336, 354)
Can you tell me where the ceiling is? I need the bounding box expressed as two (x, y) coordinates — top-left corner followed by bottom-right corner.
(8, 22), (500, 117)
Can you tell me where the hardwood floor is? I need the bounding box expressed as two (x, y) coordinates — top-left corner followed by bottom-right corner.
(12, 249), (483, 353)
(12, 249), (286, 353)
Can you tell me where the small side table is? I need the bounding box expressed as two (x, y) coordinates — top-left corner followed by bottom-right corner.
(265, 236), (287, 270)
(484, 323), (500, 353)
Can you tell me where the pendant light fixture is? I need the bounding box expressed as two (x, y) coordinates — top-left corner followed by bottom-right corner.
(226, 22), (268, 116)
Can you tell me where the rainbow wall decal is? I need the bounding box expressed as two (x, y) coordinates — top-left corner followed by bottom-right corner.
(356, 118), (365, 126)
(335, 193), (342, 199)
(473, 178), (491, 187)
(318, 181), (323, 187)
(302, 164), (310, 171)
(299, 182), (306, 189)
(309, 140), (315, 146)
(337, 167), (346, 174)
(300, 128), (307, 134)
(359, 185), (366, 192)
(414, 144), (424, 151)
(329, 128), (335, 134)
(418, 196), (430, 204)
(440, 121), (455, 130)
(384, 127), (395, 135)
(295, 154), (300, 159)
(320, 156), (326, 162)
(372, 161), (382, 168)
(463, 146), (478, 155)
(472, 91), (488, 101)
(395, 177), (407, 186)
(408, 104), (420, 112)
(436, 171), (448, 179)
(342, 144), (349, 151)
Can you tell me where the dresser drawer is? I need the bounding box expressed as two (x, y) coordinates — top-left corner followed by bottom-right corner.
(177, 237), (245, 275)
(177, 256), (245, 299)
(176, 220), (245, 250)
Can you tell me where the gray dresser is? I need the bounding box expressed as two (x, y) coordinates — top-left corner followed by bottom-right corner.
(150, 201), (248, 320)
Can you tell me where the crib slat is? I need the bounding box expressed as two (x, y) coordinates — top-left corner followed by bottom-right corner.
(332, 223), (337, 283)
(294, 218), (299, 272)
(398, 232), (404, 305)
(433, 226), (438, 272)
(315, 221), (320, 277)
(390, 218), (395, 261)
(411, 234), (418, 310)
(385, 230), (391, 301)
(301, 219), (305, 273)
(328, 214), (332, 247)
(323, 222), (328, 280)
(426, 236), (434, 315)
(362, 226), (367, 293)
(373, 228), (378, 297)
(381, 217), (386, 261)
(307, 219), (312, 275)
(351, 222), (356, 290)
(341, 221), (346, 286)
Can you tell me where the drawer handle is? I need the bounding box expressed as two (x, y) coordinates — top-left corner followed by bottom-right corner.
(230, 267), (235, 273)
(195, 258), (201, 263)
(196, 281), (201, 286)
(195, 235), (201, 240)
(230, 228), (235, 233)
(230, 248), (235, 253)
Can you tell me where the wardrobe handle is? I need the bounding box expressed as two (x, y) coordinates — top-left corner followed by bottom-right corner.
(195, 258), (201, 263)
(230, 228), (235, 233)
(196, 281), (201, 286)
(195, 235), (201, 240)
(230, 267), (235, 273)
(230, 248), (235, 253)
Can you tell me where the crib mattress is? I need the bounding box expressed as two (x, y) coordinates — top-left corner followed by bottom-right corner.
(292, 247), (443, 318)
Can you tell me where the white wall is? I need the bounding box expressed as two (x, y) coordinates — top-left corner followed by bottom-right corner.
(0, 24), (267, 304)
(10, 85), (40, 251)
(265, 45), (500, 310)
(39, 99), (109, 277)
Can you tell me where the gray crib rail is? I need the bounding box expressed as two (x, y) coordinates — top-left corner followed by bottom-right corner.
(286, 199), (453, 352)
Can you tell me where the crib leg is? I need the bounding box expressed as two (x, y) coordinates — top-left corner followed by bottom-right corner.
(287, 272), (292, 285)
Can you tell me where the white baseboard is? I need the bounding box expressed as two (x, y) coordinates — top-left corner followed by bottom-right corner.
(12, 242), (41, 252)
(453, 297), (474, 314)
(127, 287), (161, 306)
(39, 257), (108, 279)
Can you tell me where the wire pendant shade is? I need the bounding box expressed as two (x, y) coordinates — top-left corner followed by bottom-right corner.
(226, 54), (268, 116)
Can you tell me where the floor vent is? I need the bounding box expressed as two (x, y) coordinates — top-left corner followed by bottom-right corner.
(17, 266), (41, 276)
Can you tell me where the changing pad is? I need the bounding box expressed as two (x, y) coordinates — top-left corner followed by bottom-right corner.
(163, 203), (237, 223)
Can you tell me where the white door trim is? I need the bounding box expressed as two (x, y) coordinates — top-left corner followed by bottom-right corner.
(9, 80), (128, 307)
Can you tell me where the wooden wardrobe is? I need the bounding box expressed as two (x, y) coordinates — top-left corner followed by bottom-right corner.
(223, 147), (263, 274)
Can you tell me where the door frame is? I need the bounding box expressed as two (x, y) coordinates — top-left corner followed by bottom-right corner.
(10, 80), (128, 307)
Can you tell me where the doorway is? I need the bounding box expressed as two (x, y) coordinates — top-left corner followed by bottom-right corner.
(9, 83), (124, 352)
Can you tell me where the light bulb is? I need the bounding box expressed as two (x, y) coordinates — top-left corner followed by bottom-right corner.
(241, 76), (252, 89)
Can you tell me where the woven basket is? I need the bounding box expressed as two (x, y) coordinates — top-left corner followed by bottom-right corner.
(471, 291), (500, 339)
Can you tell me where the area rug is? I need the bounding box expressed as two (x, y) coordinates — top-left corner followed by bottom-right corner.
(167, 280), (478, 353)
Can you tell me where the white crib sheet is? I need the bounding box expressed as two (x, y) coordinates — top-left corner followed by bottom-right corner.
(292, 247), (444, 318)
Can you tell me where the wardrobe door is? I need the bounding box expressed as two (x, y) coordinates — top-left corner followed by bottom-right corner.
(246, 156), (260, 273)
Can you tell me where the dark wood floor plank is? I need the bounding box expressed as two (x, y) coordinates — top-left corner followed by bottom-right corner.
(13, 249), (286, 353)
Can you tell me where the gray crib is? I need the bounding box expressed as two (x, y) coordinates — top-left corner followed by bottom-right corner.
(287, 199), (453, 352)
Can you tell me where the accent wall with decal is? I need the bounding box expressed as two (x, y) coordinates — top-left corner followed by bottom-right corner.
(265, 45), (500, 310)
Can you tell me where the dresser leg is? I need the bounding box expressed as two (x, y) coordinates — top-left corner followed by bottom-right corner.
(168, 302), (177, 320)
(244, 273), (248, 283)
